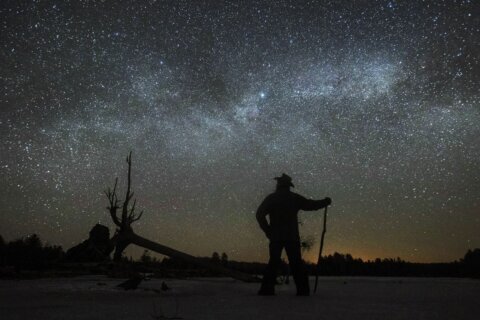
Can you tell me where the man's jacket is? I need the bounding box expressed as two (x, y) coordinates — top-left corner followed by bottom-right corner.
(256, 189), (329, 241)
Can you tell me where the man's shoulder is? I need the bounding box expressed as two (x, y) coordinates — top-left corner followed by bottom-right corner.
(268, 190), (305, 200)
(289, 191), (306, 199)
(263, 192), (277, 201)
(262, 191), (283, 202)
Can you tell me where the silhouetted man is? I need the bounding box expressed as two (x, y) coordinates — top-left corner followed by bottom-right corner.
(256, 173), (331, 296)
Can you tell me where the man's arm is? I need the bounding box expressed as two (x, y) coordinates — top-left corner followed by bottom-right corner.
(256, 198), (271, 238)
(297, 195), (332, 211)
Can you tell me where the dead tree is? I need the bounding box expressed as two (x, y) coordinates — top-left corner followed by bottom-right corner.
(105, 151), (143, 260)
(105, 152), (257, 282)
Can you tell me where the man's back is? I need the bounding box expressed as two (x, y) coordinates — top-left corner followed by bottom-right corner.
(256, 189), (329, 241)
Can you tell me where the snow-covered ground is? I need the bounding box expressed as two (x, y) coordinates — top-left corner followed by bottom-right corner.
(0, 276), (478, 319)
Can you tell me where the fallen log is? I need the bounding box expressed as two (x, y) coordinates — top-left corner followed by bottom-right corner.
(129, 232), (258, 282)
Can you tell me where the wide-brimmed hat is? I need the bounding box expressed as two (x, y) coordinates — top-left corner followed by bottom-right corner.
(274, 173), (294, 188)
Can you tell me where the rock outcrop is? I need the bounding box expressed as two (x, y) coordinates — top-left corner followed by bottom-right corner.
(65, 224), (114, 262)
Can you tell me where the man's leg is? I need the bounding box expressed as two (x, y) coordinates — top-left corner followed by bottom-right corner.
(285, 241), (310, 296)
(259, 241), (283, 295)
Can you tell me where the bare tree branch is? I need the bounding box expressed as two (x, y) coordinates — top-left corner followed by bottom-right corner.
(131, 210), (143, 222)
(105, 178), (121, 226)
(122, 151), (133, 224)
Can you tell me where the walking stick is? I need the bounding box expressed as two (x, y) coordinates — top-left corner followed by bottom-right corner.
(313, 205), (328, 293)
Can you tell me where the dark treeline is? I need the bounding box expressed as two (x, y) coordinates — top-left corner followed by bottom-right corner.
(305, 253), (468, 278)
(1, 234), (479, 279)
(157, 251), (480, 279)
(0, 234), (64, 272)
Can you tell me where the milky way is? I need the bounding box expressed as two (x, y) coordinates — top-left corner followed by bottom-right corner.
(1, 0), (479, 262)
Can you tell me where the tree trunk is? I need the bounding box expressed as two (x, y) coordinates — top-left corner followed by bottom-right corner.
(113, 240), (130, 261)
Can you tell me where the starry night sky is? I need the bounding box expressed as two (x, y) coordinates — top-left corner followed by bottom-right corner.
(1, 0), (479, 263)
